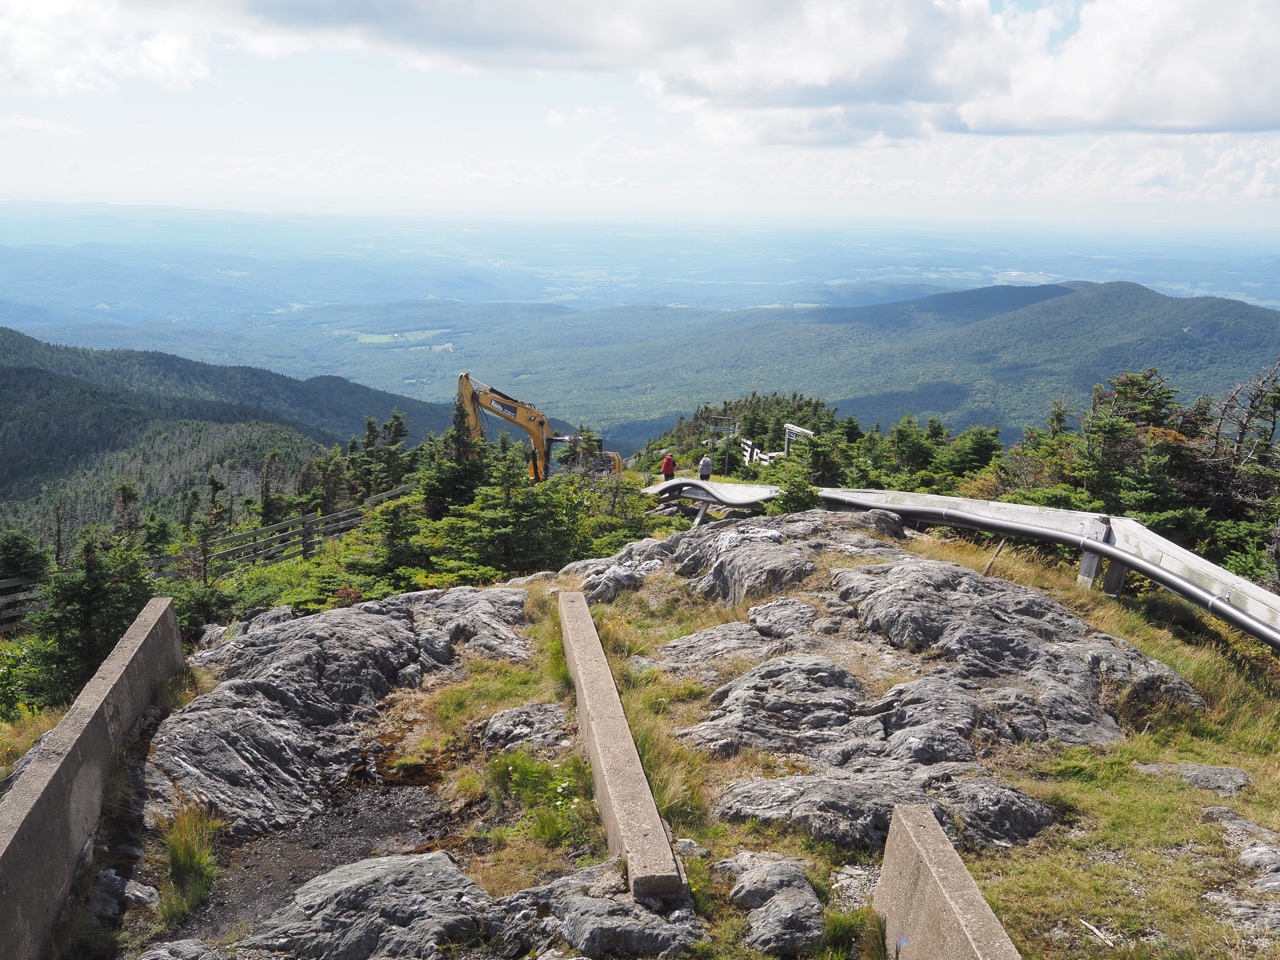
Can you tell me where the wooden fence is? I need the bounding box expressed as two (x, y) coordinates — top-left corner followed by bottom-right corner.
(0, 484), (415, 635)
(0, 576), (43, 635)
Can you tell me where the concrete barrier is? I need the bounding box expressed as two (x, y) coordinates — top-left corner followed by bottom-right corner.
(874, 804), (1021, 960)
(557, 591), (684, 899)
(0, 597), (184, 960)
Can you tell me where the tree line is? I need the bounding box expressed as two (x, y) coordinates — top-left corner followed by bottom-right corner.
(0, 402), (678, 720)
(5, 360), (1280, 723)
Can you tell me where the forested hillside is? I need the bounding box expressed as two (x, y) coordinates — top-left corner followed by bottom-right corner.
(0, 328), (455, 535)
(0, 327), (453, 440)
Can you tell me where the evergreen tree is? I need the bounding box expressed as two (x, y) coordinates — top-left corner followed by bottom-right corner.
(0, 529), (48, 580)
(24, 530), (152, 705)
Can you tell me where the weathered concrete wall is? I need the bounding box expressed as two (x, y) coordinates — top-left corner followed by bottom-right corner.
(558, 591), (684, 899)
(0, 597), (184, 960)
(874, 804), (1022, 960)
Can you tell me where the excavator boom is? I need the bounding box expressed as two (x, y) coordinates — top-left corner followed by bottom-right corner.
(458, 372), (622, 481)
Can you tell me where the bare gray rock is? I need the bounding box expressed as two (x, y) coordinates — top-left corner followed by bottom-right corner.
(556, 895), (701, 959)
(677, 523), (818, 605)
(834, 557), (1205, 745)
(1137, 763), (1251, 797)
(136, 942), (227, 960)
(749, 597), (819, 638)
(240, 604), (296, 634)
(492, 861), (705, 959)
(712, 853), (823, 957)
(483, 702), (571, 752)
(567, 512), (904, 609)
(1204, 891), (1280, 934)
(1205, 806), (1278, 845)
(124, 879), (160, 909)
(146, 588), (529, 837)
(90, 867), (126, 923)
(422, 587), (532, 661)
(194, 624), (226, 650)
(243, 851), (489, 960)
(745, 887), (825, 956)
(680, 656), (868, 757)
(1204, 807), (1280, 903)
(716, 763), (1052, 851)
(717, 769), (932, 849)
(721, 855), (812, 909)
(672, 513), (905, 606)
(584, 565), (646, 603)
(658, 622), (799, 675)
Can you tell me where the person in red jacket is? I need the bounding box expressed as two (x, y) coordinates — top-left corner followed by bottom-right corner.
(660, 454), (676, 482)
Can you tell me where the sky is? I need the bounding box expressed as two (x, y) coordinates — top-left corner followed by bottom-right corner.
(2, 0), (1279, 234)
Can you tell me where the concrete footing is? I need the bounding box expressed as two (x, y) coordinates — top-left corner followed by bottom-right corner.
(558, 591), (684, 899)
(0, 597), (184, 960)
(874, 804), (1022, 960)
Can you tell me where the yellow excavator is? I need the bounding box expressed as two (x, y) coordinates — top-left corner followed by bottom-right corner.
(458, 372), (624, 482)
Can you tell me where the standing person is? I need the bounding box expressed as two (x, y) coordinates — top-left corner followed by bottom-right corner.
(698, 454), (713, 481)
(661, 453), (676, 482)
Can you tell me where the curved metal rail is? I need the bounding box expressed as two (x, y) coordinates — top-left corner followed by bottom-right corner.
(644, 478), (1280, 653)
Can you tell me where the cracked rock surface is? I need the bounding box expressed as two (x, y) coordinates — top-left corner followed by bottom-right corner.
(115, 509), (1218, 958)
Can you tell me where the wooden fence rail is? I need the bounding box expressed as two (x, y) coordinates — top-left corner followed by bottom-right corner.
(1, 577), (43, 635)
(0, 484), (415, 635)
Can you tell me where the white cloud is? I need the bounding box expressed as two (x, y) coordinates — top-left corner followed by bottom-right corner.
(5, 0), (1277, 141)
(964, 0), (1280, 133)
(0, 113), (80, 136)
(1, 0), (1277, 225)
(547, 105), (617, 128)
(0, 0), (214, 94)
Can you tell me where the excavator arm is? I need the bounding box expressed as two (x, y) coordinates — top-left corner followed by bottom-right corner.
(458, 372), (558, 480)
(457, 372), (623, 481)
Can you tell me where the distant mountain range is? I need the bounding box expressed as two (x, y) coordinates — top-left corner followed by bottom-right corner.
(5, 242), (1280, 459)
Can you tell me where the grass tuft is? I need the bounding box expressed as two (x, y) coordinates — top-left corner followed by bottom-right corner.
(155, 801), (223, 928)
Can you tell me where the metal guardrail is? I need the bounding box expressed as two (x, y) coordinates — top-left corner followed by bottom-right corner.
(644, 479), (1280, 654)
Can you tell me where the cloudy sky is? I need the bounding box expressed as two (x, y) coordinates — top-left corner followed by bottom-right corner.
(2, 0), (1278, 232)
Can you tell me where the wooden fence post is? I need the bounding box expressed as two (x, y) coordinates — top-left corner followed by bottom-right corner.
(301, 515), (316, 559)
(1077, 517), (1112, 590)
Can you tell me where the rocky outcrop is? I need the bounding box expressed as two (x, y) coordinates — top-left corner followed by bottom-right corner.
(483, 702), (571, 752)
(137, 942), (226, 960)
(714, 852), (825, 956)
(1203, 807), (1280, 932)
(122, 508), (1218, 958)
(563, 511), (904, 608)
(242, 852), (489, 960)
(145, 589), (529, 837)
(574, 511), (1204, 852)
(153, 855), (704, 960)
(1137, 763), (1251, 798)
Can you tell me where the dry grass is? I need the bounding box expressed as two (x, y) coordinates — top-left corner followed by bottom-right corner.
(0, 703), (64, 780)
(155, 665), (219, 713)
(464, 830), (595, 896)
(900, 531), (1280, 958)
